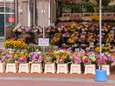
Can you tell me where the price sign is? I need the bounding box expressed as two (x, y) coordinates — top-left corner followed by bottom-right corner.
(38, 38), (49, 46)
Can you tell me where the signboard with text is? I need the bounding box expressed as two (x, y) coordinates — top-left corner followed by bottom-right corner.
(38, 38), (49, 46)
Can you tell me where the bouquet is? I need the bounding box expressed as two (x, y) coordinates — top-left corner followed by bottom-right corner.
(96, 53), (108, 65)
(43, 51), (56, 63)
(4, 39), (28, 50)
(87, 51), (96, 64)
(54, 50), (71, 63)
(72, 52), (81, 64)
(17, 51), (29, 63)
(29, 52), (43, 63)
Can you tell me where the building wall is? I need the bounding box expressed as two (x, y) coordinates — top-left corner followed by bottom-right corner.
(17, 0), (52, 27)
(18, 0), (29, 26)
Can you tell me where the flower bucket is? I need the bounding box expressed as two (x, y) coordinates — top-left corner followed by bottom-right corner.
(70, 64), (81, 74)
(44, 63), (56, 73)
(0, 63), (5, 73)
(101, 65), (110, 75)
(18, 63), (29, 73)
(31, 63), (42, 73)
(57, 64), (68, 74)
(84, 64), (95, 74)
(95, 69), (108, 82)
(6, 63), (17, 73)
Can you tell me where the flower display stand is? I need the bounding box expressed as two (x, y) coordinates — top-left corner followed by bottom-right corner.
(57, 64), (68, 74)
(31, 63), (42, 73)
(6, 63), (17, 73)
(18, 63), (29, 73)
(0, 63), (5, 73)
(44, 63), (56, 73)
(102, 65), (110, 75)
(70, 64), (81, 74)
(84, 64), (95, 74)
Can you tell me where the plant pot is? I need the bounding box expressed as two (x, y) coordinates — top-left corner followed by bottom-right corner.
(0, 63), (5, 73)
(6, 63), (17, 73)
(31, 63), (42, 73)
(95, 69), (108, 81)
(57, 63), (68, 74)
(101, 65), (110, 75)
(84, 64), (95, 74)
(18, 63), (29, 73)
(70, 64), (81, 74)
(44, 63), (56, 73)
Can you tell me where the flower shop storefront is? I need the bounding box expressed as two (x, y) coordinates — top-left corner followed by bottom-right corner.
(0, 0), (16, 39)
(0, 0), (115, 75)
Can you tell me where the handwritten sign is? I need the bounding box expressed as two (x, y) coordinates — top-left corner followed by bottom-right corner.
(0, 63), (4, 73)
(70, 64), (81, 74)
(18, 64), (29, 73)
(44, 63), (55, 73)
(57, 64), (68, 74)
(31, 64), (42, 73)
(102, 65), (110, 75)
(84, 64), (95, 74)
(38, 38), (49, 46)
(6, 63), (16, 73)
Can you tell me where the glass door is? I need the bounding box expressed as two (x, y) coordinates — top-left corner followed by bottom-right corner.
(0, 14), (4, 37)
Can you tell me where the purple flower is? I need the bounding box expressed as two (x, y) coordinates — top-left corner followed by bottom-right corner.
(18, 57), (27, 63)
(96, 53), (108, 64)
(30, 52), (42, 63)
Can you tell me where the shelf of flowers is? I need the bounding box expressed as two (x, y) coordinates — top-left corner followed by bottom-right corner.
(0, 39), (113, 74)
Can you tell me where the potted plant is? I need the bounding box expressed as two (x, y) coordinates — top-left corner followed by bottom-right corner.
(18, 51), (29, 73)
(80, 50), (96, 74)
(43, 51), (56, 73)
(96, 53), (112, 75)
(70, 51), (81, 74)
(29, 52), (43, 73)
(55, 50), (70, 74)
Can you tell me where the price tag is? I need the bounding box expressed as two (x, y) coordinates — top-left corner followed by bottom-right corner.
(84, 64), (95, 74)
(57, 64), (68, 74)
(44, 64), (55, 73)
(70, 64), (81, 74)
(31, 64), (42, 73)
(6, 63), (16, 73)
(18, 64), (29, 73)
(38, 38), (49, 46)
